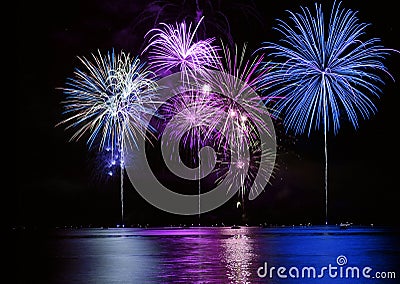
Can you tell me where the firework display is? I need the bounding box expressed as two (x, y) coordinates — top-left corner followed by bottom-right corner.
(57, 1), (397, 223)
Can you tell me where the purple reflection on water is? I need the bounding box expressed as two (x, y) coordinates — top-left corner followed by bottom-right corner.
(154, 227), (258, 283)
(221, 227), (256, 283)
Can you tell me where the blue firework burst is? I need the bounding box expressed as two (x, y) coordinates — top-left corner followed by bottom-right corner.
(260, 1), (395, 136)
(258, 1), (397, 224)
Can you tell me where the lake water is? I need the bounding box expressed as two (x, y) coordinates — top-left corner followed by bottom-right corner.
(8, 226), (399, 283)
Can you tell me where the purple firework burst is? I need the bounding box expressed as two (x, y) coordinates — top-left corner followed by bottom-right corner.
(142, 16), (220, 79)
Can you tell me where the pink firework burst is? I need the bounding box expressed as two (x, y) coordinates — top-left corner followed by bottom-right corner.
(142, 16), (220, 78)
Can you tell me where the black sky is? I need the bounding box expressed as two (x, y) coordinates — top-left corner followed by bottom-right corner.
(12, 0), (400, 228)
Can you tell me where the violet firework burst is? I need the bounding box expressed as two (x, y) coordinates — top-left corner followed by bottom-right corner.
(142, 16), (220, 79)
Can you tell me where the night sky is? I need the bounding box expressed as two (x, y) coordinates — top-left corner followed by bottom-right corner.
(12, 0), (400, 228)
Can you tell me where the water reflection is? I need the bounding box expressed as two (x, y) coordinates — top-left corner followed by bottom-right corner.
(10, 226), (400, 283)
(153, 227), (259, 283)
(157, 231), (226, 283)
(221, 227), (256, 283)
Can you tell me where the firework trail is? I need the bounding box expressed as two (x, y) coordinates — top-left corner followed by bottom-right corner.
(57, 49), (159, 224)
(258, 0), (397, 224)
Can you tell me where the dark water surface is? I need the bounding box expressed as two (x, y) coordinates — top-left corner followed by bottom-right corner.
(8, 226), (400, 283)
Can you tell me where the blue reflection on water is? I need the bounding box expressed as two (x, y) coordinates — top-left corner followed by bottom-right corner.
(9, 226), (400, 283)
